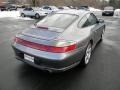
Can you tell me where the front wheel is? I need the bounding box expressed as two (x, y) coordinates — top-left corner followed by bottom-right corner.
(35, 13), (40, 19)
(100, 28), (105, 41)
(21, 13), (25, 17)
(81, 43), (92, 66)
(102, 13), (104, 16)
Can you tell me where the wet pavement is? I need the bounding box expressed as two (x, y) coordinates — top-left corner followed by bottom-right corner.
(0, 16), (120, 90)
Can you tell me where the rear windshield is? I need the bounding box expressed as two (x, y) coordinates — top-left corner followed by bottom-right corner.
(37, 13), (78, 30)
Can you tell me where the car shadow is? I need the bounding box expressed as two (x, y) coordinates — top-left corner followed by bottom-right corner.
(16, 61), (87, 90)
(15, 41), (104, 90)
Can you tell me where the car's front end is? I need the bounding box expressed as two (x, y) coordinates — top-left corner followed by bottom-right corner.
(102, 10), (114, 16)
(102, 6), (114, 16)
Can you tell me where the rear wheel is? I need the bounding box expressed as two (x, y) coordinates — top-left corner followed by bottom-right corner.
(111, 13), (114, 16)
(21, 13), (25, 17)
(81, 43), (92, 66)
(102, 13), (104, 16)
(35, 13), (40, 19)
(100, 28), (105, 41)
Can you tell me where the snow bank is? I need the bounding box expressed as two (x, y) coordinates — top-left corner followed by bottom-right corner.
(89, 7), (102, 16)
(89, 7), (102, 12)
(12, 17), (34, 20)
(113, 9), (120, 18)
(0, 11), (33, 20)
(0, 11), (20, 18)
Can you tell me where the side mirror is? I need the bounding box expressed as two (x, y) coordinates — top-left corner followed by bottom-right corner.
(97, 19), (104, 23)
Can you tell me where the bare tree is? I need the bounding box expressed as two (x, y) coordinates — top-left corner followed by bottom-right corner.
(13, 0), (103, 8)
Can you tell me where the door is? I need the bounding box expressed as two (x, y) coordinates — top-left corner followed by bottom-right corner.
(42, 6), (52, 13)
(24, 8), (35, 16)
(86, 13), (102, 43)
(77, 14), (95, 47)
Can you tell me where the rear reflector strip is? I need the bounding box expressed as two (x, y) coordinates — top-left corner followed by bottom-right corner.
(37, 26), (48, 29)
(14, 37), (76, 53)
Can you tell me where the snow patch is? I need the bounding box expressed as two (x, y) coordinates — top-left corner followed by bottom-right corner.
(113, 9), (120, 18)
(0, 11), (33, 20)
(89, 7), (102, 12)
(12, 17), (34, 20)
(89, 7), (102, 16)
(0, 11), (20, 18)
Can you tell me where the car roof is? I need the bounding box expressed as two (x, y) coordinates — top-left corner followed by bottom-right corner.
(56, 9), (90, 16)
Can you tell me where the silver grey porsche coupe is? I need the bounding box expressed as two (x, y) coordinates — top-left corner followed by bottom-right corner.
(12, 10), (105, 72)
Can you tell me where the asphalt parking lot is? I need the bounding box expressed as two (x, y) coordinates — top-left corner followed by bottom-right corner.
(0, 16), (120, 90)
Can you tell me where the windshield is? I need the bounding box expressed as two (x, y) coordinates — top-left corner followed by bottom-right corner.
(37, 13), (78, 30)
(80, 6), (89, 9)
(104, 7), (114, 10)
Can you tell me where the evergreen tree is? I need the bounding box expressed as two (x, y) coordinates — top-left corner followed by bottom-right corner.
(109, 0), (120, 8)
(109, 0), (115, 6)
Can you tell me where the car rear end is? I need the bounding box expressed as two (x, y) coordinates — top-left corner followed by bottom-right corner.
(12, 28), (84, 72)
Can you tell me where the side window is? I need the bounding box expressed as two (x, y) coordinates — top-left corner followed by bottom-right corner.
(91, 13), (98, 22)
(43, 6), (50, 10)
(48, 7), (52, 10)
(24, 8), (28, 11)
(28, 8), (33, 11)
(24, 8), (33, 11)
(78, 15), (90, 28)
(87, 13), (97, 25)
(78, 13), (98, 28)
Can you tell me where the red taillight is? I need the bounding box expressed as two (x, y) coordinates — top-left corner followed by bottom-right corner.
(14, 37), (76, 53)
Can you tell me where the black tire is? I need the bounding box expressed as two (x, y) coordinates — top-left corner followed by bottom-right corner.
(111, 13), (114, 16)
(80, 43), (92, 67)
(102, 13), (104, 16)
(35, 13), (40, 19)
(7, 8), (10, 11)
(100, 33), (103, 41)
(100, 28), (105, 41)
(21, 13), (25, 17)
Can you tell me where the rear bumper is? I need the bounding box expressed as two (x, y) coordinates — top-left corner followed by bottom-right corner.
(15, 54), (80, 72)
(12, 43), (85, 72)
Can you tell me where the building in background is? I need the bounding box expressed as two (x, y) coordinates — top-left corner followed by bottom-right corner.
(0, 0), (5, 5)
(0, 0), (10, 5)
